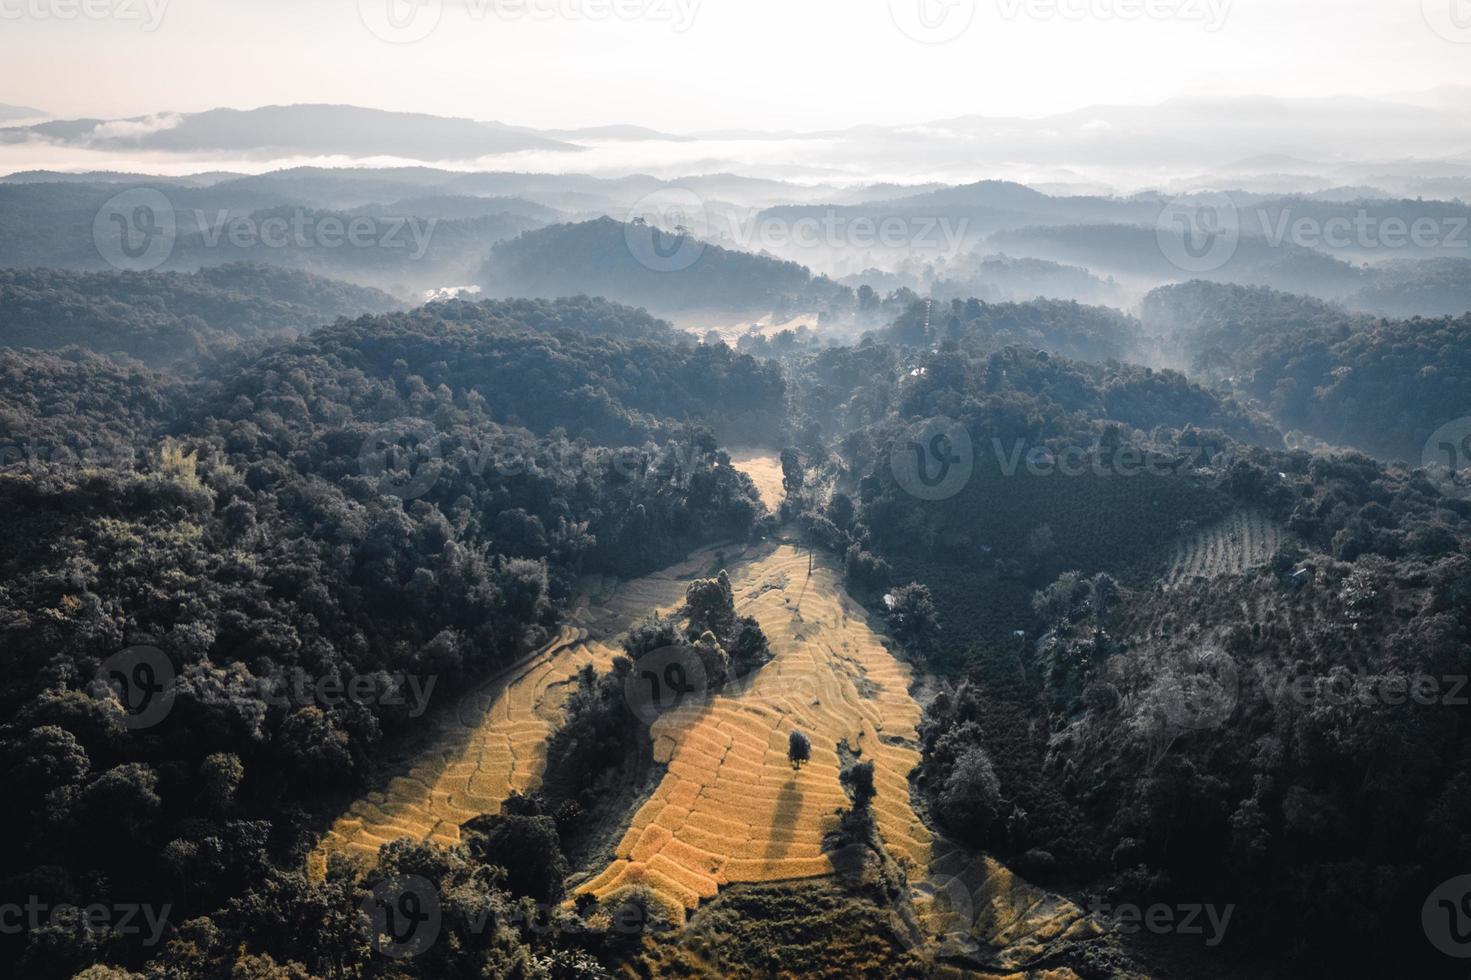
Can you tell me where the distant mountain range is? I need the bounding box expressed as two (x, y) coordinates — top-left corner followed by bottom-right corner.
(0, 104), (574, 158)
(4, 93), (1471, 196)
(0, 103), (45, 123)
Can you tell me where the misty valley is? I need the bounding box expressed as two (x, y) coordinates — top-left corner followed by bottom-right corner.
(3, 8), (1471, 980)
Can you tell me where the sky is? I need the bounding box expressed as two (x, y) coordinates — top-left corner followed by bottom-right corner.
(1, 0), (1469, 130)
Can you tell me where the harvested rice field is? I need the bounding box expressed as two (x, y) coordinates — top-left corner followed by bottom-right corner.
(577, 541), (936, 919)
(310, 545), (736, 877)
(310, 627), (621, 874)
(311, 478), (1084, 963)
(727, 446), (785, 511)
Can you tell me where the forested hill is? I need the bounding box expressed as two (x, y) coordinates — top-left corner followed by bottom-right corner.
(1144, 280), (1471, 461)
(0, 264), (401, 365)
(479, 216), (851, 312)
(883, 295), (1145, 365)
(782, 324), (1471, 978)
(0, 293), (775, 977)
(200, 297), (786, 446)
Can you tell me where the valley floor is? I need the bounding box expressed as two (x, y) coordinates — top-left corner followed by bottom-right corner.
(313, 453), (1100, 975)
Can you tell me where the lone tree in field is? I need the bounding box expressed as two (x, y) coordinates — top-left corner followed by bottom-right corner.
(840, 759), (876, 811)
(787, 730), (811, 770)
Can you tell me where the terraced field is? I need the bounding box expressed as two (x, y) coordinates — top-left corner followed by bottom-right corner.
(577, 542), (935, 916)
(916, 847), (1100, 972)
(727, 446), (785, 511)
(310, 546), (732, 877)
(311, 465), (1093, 966)
(1165, 509), (1282, 590)
(309, 628), (620, 874)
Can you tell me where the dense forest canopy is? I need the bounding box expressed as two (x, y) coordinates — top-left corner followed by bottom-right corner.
(0, 264), (401, 365)
(1, 155), (1470, 980)
(478, 217), (852, 313)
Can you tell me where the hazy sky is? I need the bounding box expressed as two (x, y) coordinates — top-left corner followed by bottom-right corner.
(3, 0), (1469, 129)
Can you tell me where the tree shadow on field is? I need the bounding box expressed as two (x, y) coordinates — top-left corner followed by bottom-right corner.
(763, 774), (804, 863)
